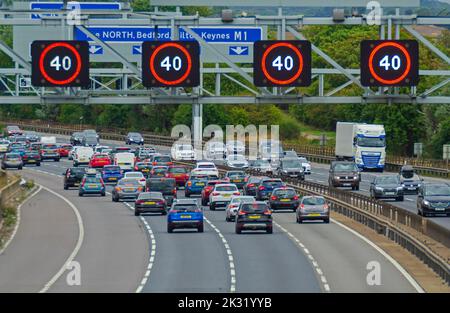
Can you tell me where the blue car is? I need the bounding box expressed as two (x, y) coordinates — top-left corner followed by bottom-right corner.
(101, 165), (123, 184)
(255, 178), (285, 201)
(184, 174), (210, 197)
(167, 199), (204, 233)
(79, 174), (106, 197)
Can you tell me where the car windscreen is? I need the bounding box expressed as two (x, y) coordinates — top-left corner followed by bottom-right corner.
(169, 167), (187, 174)
(227, 172), (245, 178)
(85, 177), (101, 183)
(84, 136), (97, 142)
(298, 158), (307, 163)
(215, 185), (237, 192)
(302, 197), (326, 205)
(401, 170), (414, 179)
(282, 159), (302, 168)
(424, 185), (450, 196)
(273, 189), (296, 197)
(148, 180), (175, 191)
(227, 155), (245, 161)
(240, 203), (268, 213)
(172, 204), (198, 212)
(334, 163), (358, 172)
(253, 160), (269, 166)
(357, 137), (385, 148)
(6, 154), (20, 159)
(138, 193), (163, 200)
(376, 176), (399, 184)
(70, 168), (86, 174)
(262, 180), (283, 187)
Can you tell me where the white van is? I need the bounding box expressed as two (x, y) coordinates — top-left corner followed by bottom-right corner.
(114, 152), (135, 172)
(73, 146), (94, 167)
(40, 136), (56, 144)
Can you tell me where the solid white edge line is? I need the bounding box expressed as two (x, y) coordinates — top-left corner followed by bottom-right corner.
(331, 218), (425, 293)
(0, 186), (42, 256)
(39, 185), (85, 293)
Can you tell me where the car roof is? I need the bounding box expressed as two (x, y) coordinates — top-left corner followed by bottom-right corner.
(215, 183), (237, 188)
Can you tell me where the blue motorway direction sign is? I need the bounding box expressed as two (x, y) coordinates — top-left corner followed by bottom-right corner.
(89, 45), (104, 55)
(30, 2), (121, 19)
(229, 46), (249, 55)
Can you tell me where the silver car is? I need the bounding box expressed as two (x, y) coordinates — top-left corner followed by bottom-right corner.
(296, 196), (330, 223)
(225, 195), (255, 222)
(112, 178), (144, 202)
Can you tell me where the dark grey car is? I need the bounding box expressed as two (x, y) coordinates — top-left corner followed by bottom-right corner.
(417, 183), (450, 217)
(328, 161), (360, 190)
(370, 175), (404, 201)
(276, 158), (305, 180)
(126, 132), (144, 145)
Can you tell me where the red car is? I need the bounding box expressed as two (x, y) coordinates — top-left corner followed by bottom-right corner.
(166, 165), (190, 187)
(89, 153), (112, 168)
(58, 144), (73, 157)
(201, 179), (229, 206)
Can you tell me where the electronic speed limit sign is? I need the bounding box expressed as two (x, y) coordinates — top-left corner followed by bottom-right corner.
(361, 40), (419, 87)
(253, 40), (311, 87)
(142, 41), (200, 88)
(31, 41), (89, 87)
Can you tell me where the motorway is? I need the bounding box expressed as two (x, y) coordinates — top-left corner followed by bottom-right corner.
(0, 135), (428, 293)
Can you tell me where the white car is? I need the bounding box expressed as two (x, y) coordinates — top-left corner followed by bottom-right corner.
(171, 144), (195, 160)
(193, 161), (219, 177)
(68, 146), (80, 160)
(226, 140), (245, 156)
(225, 195), (255, 222)
(249, 159), (273, 174)
(0, 139), (10, 153)
(124, 171), (146, 187)
(205, 141), (226, 159)
(94, 145), (110, 153)
(298, 157), (311, 174)
(225, 154), (249, 169)
(209, 183), (240, 210)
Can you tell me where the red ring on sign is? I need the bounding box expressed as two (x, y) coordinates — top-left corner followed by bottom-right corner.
(261, 42), (303, 85)
(149, 43), (192, 86)
(39, 42), (82, 85)
(368, 41), (411, 85)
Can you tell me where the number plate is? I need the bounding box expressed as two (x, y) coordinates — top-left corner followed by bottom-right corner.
(280, 199), (290, 202)
(308, 213), (321, 217)
(180, 215), (191, 219)
(109, 177), (117, 181)
(88, 184), (97, 188)
(385, 192), (395, 196)
(196, 182), (205, 186)
(249, 215), (261, 219)
(145, 201), (155, 205)
(232, 179), (242, 183)
(342, 183), (351, 187)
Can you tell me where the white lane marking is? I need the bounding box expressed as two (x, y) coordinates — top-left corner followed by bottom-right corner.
(0, 186), (42, 256)
(204, 217), (236, 293)
(39, 185), (85, 293)
(273, 221), (330, 293)
(121, 202), (156, 294)
(331, 218), (424, 293)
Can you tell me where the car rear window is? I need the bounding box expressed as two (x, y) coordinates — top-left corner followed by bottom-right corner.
(216, 185), (238, 192)
(240, 203), (268, 213)
(154, 156), (171, 162)
(227, 172), (245, 178)
(169, 167), (187, 174)
(70, 168), (86, 174)
(198, 164), (215, 169)
(273, 189), (296, 197)
(302, 197), (326, 205)
(104, 166), (120, 172)
(148, 179), (175, 191)
(138, 192), (163, 200)
(172, 204), (198, 212)
(43, 144), (58, 149)
(262, 180), (283, 187)
(127, 173), (143, 178)
(119, 179), (140, 186)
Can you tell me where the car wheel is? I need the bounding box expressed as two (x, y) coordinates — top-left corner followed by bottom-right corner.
(112, 196), (118, 202)
(18, 166), (22, 170)
(225, 216), (230, 222)
(167, 223), (174, 233)
(36, 162), (41, 167)
(161, 210), (167, 216)
(235, 226), (242, 234)
(74, 163), (78, 167)
(78, 192), (83, 197)
(298, 217), (303, 224)
(201, 198), (207, 206)
(64, 184), (68, 190)
(396, 196), (404, 201)
(134, 210), (140, 216)
(198, 224), (204, 233)
(266, 227), (273, 234)
(324, 218), (330, 224)
(185, 192), (190, 198)
(210, 203), (215, 211)
(101, 192), (106, 197)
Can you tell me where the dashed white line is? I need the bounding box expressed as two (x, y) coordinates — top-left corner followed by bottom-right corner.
(273, 221), (331, 293)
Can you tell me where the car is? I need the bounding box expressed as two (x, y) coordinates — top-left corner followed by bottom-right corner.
(70, 132), (84, 146)
(101, 165), (123, 183)
(22, 149), (41, 166)
(89, 153), (111, 168)
(82, 134), (98, 147)
(171, 143), (195, 160)
(282, 150), (298, 159)
(114, 152), (135, 172)
(135, 147), (156, 162)
(370, 175), (404, 201)
(192, 161), (219, 177)
(29, 142), (42, 152)
(224, 170), (248, 189)
(73, 146), (94, 167)
(9, 142), (26, 156)
(200, 179), (229, 206)
(134, 162), (153, 177)
(226, 140), (245, 156)
(78, 174), (106, 197)
(0, 139), (10, 154)
(205, 141), (226, 159)
(24, 131), (40, 143)
(268, 187), (300, 211)
(249, 159), (273, 174)
(225, 195), (255, 222)
(134, 192), (167, 216)
(112, 146), (133, 155)
(112, 178), (144, 202)
(151, 154), (173, 166)
(399, 165), (423, 194)
(146, 178), (177, 206)
(225, 154), (249, 169)
(243, 176), (269, 196)
(296, 196), (330, 223)
(94, 145), (110, 154)
(13, 136), (28, 145)
(185, 173), (210, 197)
(167, 199), (204, 233)
(83, 129), (99, 140)
(166, 165), (189, 187)
(276, 158), (305, 180)
(58, 144), (73, 158)
(5, 125), (23, 137)
(63, 167), (87, 189)
(298, 157), (311, 175)
(235, 201), (273, 234)
(1, 153), (23, 170)
(328, 161), (361, 190)
(259, 140), (284, 164)
(417, 183), (450, 217)
(124, 171), (147, 187)
(255, 178), (285, 201)
(149, 165), (169, 178)
(209, 183), (240, 210)
(40, 143), (60, 162)
(126, 132), (144, 145)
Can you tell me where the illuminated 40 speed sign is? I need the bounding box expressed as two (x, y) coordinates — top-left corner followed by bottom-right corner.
(253, 40), (311, 87)
(361, 40), (419, 87)
(31, 41), (90, 87)
(142, 41), (200, 88)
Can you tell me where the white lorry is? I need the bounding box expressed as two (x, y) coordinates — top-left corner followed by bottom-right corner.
(335, 122), (386, 171)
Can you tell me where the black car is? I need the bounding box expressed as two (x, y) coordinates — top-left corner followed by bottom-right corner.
(146, 178), (177, 206)
(134, 192), (167, 216)
(134, 162), (153, 177)
(22, 149), (41, 166)
(399, 165), (423, 194)
(276, 158), (305, 180)
(82, 135), (98, 147)
(328, 161), (360, 190)
(126, 132), (144, 145)
(63, 167), (87, 189)
(417, 183), (450, 217)
(255, 178), (285, 200)
(70, 132), (84, 146)
(224, 171), (248, 189)
(370, 175), (404, 201)
(268, 187), (300, 211)
(243, 176), (268, 196)
(235, 201), (273, 234)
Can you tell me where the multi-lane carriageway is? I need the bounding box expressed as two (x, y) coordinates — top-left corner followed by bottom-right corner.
(2, 135), (449, 293)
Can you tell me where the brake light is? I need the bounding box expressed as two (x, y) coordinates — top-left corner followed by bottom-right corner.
(100, 179), (105, 188)
(238, 211), (247, 215)
(271, 195), (277, 201)
(233, 192), (240, 196)
(263, 209), (272, 215)
(187, 181), (192, 187)
(247, 183), (255, 188)
(324, 203), (329, 210)
(173, 188), (177, 195)
(152, 162), (157, 166)
(137, 187), (143, 192)
(244, 177), (248, 182)
(259, 186), (265, 190)
(212, 192), (220, 196)
(134, 166), (139, 171)
(293, 195), (299, 200)
(136, 200), (144, 205)
(81, 178), (86, 188)
(300, 204), (305, 209)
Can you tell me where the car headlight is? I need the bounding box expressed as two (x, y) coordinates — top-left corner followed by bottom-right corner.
(334, 176), (340, 179)
(375, 187), (384, 191)
(396, 187), (403, 191)
(423, 200), (430, 206)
